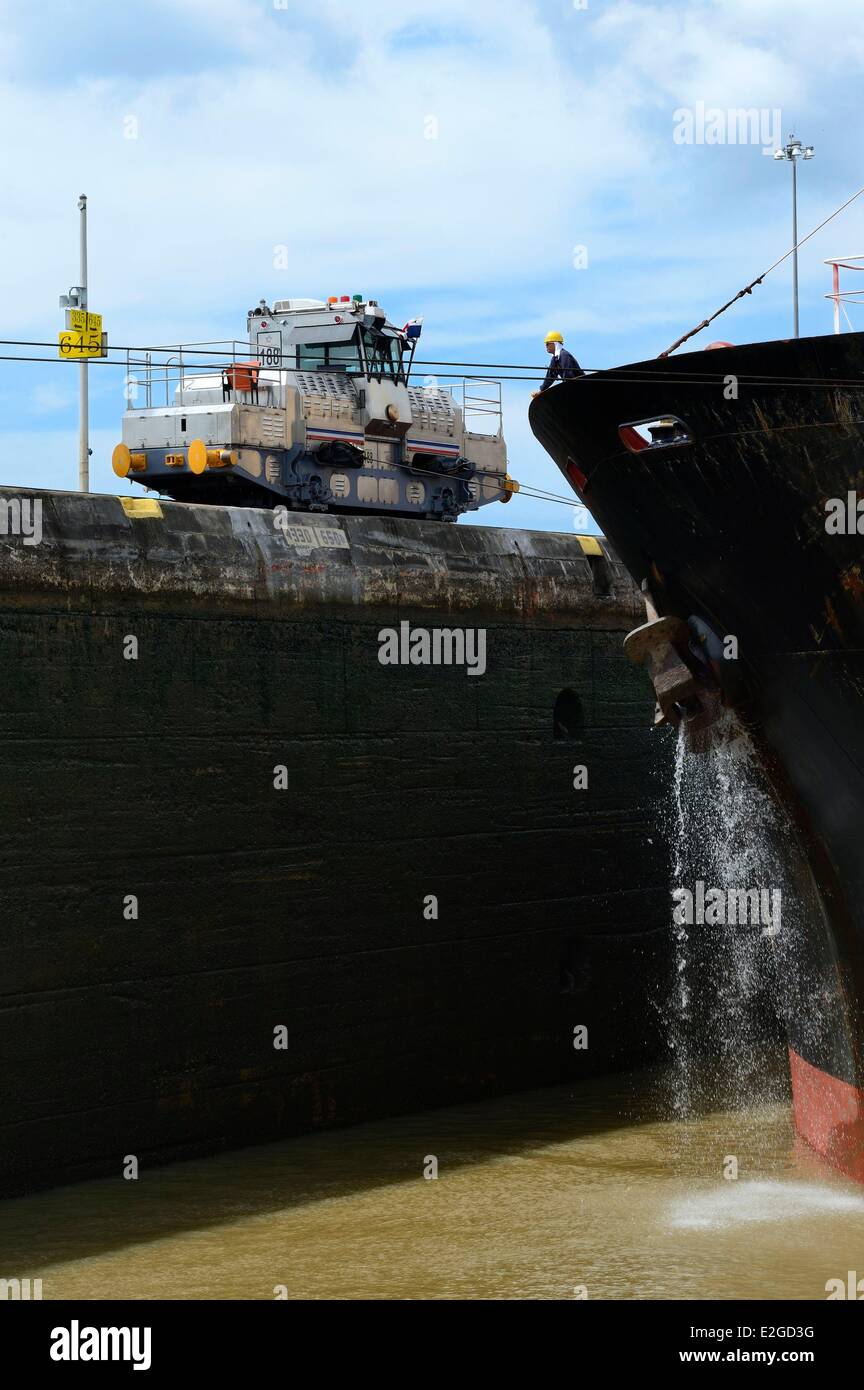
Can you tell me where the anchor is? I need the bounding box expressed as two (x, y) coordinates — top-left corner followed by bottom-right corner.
(623, 615), (722, 735)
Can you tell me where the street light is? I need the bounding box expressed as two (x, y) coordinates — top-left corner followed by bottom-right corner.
(58, 195), (90, 491)
(774, 134), (814, 338)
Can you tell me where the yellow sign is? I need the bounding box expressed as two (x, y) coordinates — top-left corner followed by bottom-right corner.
(68, 309), (102, 334)
(59, 329), (103, 359)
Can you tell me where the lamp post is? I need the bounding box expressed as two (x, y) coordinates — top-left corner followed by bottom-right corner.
(77, 194), (88, 492)
(773, 135), (814, 338)
(59, 194), (90, 491)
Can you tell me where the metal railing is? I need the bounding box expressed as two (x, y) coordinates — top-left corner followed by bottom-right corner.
(124, 340), (261, 408)
(460, 378), (502, 436)
(122, 342), (508, 430)
(824, 256), (864, 334)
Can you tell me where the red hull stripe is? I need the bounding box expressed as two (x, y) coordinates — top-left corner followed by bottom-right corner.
(566, 460), (587, 492)
(789, 1047), (864, 1182)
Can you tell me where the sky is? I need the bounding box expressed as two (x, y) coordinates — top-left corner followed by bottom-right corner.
(1, 0), (863, 532)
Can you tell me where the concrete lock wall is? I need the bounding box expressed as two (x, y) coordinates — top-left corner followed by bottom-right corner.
(0, 488), (671, 1196)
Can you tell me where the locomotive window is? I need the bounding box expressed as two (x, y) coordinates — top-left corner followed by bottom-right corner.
(298, 343), (326, 370)
(361, 329), (404, 378)
(297, 333), (362, 372)
(327, 340), (361, 371)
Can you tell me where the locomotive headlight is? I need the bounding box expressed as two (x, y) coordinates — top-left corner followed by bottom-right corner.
(386, 404), (399, 422)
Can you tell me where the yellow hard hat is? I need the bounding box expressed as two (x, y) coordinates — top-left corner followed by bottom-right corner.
(544, 331), (564, 344)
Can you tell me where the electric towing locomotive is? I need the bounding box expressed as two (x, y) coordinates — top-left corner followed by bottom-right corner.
(112, 295), (518, 521)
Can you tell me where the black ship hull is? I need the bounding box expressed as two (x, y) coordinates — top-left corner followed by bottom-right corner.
(531, 331), (864, 1181)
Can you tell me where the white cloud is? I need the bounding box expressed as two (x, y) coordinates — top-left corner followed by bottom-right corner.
(0, 0), (673, 342)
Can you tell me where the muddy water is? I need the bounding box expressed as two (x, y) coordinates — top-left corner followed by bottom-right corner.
(1, 1069), (862, 1301)
(2, 719), (858, 1302)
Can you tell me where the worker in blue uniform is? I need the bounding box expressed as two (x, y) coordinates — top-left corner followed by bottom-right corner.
(532, 331), (583, 397)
